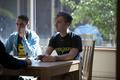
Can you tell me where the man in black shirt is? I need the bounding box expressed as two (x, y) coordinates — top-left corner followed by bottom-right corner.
(37, 12), (82, 62)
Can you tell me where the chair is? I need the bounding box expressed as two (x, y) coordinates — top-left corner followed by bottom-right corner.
(80, 39), (95, 80)
(80, 34), (94, 40)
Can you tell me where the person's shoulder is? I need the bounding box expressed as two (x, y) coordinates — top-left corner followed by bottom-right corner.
(9, 32), (18, 37)
(29, 30), (36, 34)
(50, 32), (60, 40)
(70, 32), (82, 41)
(6, 32), (18, 42)
(69, 31), (78, 36)
(29, 30), (39, 37)
(52, 32), (60, 37)
(69, 32), (81, 38)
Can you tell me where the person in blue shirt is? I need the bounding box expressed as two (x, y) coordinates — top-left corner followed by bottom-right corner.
(74, 16), (103, 46)
(5, 15), (42, 58)
(0, 40), (31, 80)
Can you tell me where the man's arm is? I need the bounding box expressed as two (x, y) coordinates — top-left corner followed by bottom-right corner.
(22, 31), (42, 56)
(42, 48), (79, 62)
(5, 35), (14, 54)
(44, 47), (54, 55)
(3, 54), (31, 69)
(36, 47), (54, 60)
(0, 40), (31, 69)
(55, 48), (79, 61)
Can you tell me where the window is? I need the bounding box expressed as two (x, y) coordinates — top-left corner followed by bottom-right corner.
(0, 0), (17, 42)
(0, 0), (116, 48)
(0, 0), (29, 42)
(59, 0), (116, 48)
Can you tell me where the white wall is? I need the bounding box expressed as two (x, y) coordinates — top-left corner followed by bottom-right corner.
(92, 48), (116, 78)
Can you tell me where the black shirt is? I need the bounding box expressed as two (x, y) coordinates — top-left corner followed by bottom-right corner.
(49, 32), (82, 59)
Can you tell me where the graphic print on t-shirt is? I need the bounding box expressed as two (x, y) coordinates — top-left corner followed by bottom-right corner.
(18, 43), (26, 58)
(55, 47), (71, 55)
(17, 35), (26, 58)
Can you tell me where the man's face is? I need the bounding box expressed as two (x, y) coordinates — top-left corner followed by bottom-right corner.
(16, 18), (27, 34)
(55, 16), (68, 32)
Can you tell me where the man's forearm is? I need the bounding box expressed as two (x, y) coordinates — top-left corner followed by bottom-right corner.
(44, 47), (54, 55)
(55, 54), (73, 61)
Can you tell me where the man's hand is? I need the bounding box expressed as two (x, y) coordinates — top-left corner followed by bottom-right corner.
(18, 27), (26, 38)
(25, 58), (32, 66)
(42, 55), (56, 62)
(35, 55), (45, 60)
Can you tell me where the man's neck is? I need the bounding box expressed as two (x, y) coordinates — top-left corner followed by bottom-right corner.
(60, 33), (67, 37)
(60, 31), (69, 37)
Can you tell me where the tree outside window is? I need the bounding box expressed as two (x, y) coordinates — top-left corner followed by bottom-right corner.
(60, 0), (116, 47)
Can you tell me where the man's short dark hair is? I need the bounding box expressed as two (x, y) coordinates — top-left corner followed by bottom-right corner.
(56, 12), (73, 24)
(18, 15), (29, 24)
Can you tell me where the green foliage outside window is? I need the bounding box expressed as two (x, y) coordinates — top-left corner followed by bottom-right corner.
(60, 0), (116, 42)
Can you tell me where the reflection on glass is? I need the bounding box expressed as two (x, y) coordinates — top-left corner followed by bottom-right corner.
(0, 0), (17, 41)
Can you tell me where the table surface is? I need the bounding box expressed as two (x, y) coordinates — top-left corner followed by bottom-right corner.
(1, 59), (80, 75)
(0, 59), (80, 80)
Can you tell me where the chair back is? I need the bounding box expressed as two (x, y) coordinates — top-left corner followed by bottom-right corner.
(81, 40), (95, 80)
(80, 34), (95, 41)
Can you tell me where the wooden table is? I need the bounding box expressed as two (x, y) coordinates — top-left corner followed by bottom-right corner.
(0, 60), (80, 80)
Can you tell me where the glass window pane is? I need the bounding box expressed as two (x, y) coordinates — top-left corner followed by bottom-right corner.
(58, 0), (116, 48)
(0, 0), (17, 42)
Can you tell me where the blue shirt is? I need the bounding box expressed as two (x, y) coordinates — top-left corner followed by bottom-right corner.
(74, 24), (103, 46)
(5, 30), (42, 57)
